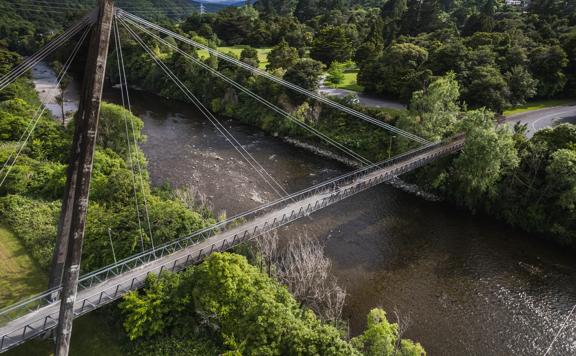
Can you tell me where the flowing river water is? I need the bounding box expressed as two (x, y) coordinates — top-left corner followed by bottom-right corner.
(101, 88), (576, 356)
(29, 65), (576, 355)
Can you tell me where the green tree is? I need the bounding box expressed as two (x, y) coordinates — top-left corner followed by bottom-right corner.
(310, 25), (354, 65)
(240, 46), (260, 68)
(402, 0), (445, 35)
(403, 72), (461, 141)
(546, 148), (576, 214)
(381, 0), (408, 44)
(451, 109), (519, 209)
(351, 308), (425, 356)
(562, 28), (576, 96)
(529, 45), (568, 97)
(358, 43), (430, 100)
(120, 272), (185, 340)
(120, 253), (361, 355)
(326, 62), (345, 85)
(283, 58), (324, 99)
(97, 103), (144, 158)
(505, 65), (538, 106)
(461, 65), (509, 113)
(266, 39), (299, 70)
(354, 21), (384, 67)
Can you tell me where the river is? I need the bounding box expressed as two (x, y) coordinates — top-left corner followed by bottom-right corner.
(99, 88), (576, 356)
(27, 60), (576, 355)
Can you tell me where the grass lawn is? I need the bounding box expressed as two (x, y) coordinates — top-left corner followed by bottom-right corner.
(0, 226), (125, 356)
(503, 98), (576, 116)
(327, 70), (364, 92)
(197, 45), (272, 69)
(0, 226), (46, 306)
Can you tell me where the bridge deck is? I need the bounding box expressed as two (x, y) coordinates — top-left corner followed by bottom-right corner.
(0, 138), (464, 352)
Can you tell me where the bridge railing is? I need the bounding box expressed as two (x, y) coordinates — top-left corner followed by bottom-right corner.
(0, 137), (464, 329)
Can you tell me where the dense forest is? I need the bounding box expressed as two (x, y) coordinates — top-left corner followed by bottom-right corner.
(0, 0), (575, 354)
(0, 52), (425, 353)
(104, 0), (576, 247)
(181, 0), (576, 112)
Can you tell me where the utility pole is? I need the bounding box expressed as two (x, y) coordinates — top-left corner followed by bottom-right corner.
(54, 1), (114, 355)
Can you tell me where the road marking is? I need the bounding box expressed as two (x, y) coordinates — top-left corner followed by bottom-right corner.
(529, 108), (576, 132)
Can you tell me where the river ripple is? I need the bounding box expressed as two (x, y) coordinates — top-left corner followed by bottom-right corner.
(101, 88), (576, 356)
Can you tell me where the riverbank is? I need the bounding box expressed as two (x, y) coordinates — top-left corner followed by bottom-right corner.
(108, 87), (576, 355)
(17, 63), (575, 355)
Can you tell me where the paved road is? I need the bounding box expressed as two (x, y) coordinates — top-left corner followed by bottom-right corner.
(318, 77), (406, 110)
(504, 104), (576, 137)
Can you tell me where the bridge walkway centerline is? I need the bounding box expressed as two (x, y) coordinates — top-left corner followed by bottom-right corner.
(0, 137), (464, 353)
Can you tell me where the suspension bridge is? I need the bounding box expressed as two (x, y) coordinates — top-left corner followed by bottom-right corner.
(0, 1), (464, 354)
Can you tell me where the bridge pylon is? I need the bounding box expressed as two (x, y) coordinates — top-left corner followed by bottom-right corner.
(53, 1), (114, 355)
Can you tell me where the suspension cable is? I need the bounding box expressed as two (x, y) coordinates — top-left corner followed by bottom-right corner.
(0, 26), (92, 190)
(118, 17), (288, 199)
(0, 10), (96, 91)
(114, 17), (156, 253)
(112, 17), (147, 253)
(122, 18), (374, 167)
(117, 9), (431, 145)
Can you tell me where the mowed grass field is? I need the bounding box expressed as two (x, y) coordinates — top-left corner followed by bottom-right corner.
(197, 45), (272, 69)
(0, 226), (124, 356)
(197, 46), (365, 92)
(329, 70), (364, 92)
(0, 226), (46, 306)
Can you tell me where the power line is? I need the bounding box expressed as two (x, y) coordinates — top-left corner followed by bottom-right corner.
(112, 17), (147, 253)
(0, 26), (91, 190)
(117, 9), (431, 145)
(123, 17), (374, 167)
(114, 17), (157, 254)
(118, 16), (289, 199)
(0, 10), (96, 91)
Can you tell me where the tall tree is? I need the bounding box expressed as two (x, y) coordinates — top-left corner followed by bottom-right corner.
(266, 39), (299, 70)
(451, 109), (519, 210)
(529, 45), (568, 97)
(358, 43), (430, 100)
(461, 65), (509, 113)
(310, 25), (354, 65)
(402, 72), (461, 141)
(283, 58), (325, 94)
